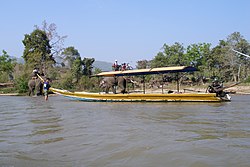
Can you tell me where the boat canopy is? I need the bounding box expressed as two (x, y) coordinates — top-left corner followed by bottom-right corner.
(95, 66), (197, 77)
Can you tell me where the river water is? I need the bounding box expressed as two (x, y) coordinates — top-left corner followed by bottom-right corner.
(0, 95), (250, 167)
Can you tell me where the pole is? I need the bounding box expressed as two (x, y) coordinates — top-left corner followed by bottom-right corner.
(143, 75), (145, 94)
(161, 74), (164, 94)
(232, 49), (250, 58)
(176, 73), (180, 93)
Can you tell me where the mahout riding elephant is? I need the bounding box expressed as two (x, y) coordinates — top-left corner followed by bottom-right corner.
(28, 78), (43, 96)
(100, 76), (127, 94)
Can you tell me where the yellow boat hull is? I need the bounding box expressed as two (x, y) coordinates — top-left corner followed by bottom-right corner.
(50, 88), (230, 102)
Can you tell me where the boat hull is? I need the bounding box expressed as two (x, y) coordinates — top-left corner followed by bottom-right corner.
(50, 88), (230, 102)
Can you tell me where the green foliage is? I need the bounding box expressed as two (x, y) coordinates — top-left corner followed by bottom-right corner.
(244, 76), (250, 83)
(35, 20), (67, 56)
(77, 76), (98, 91)
(59, 72), (74, 90)
(0, 72), (9, 82)
(22, 29), (54, 70)
(93, 68), (102, 75)
(164, 42), (187, 66)
(224, 32), (250, 82)
(209, 40), (229, 78)
(0, 50), (16, 82)
(0, 87), (17, 94)
(136, 59), (150, 69)
(186, 43), (211, 68)
(14, 74), (29, 93)
(151, 42), (188, 68)
(45, 66), (60, 81)
(71, 57), (83, 83)
(82, 58), (95, 76)
(151, 52), (167, 67)
(148, 32), (250, 82)
(61, 46), (80, 68)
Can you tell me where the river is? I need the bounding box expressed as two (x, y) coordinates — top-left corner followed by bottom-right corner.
(0, 95), (250, 167)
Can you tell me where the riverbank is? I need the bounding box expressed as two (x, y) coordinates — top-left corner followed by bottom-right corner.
(0, 93), (19, 96)
(146, 84), (250, 95)
(226, 85), (250, 94)
(0, 84), (249, 96)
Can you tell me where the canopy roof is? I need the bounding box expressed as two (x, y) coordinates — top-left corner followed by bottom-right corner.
(95, 66), (197, 77)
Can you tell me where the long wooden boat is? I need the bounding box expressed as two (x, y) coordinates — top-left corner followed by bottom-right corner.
(48, 66), (232, 102)
(50, 87), (230, 102)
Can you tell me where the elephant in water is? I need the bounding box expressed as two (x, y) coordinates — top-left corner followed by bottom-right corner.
(100, 76), (127, 94)
(28, 78), (43, 96)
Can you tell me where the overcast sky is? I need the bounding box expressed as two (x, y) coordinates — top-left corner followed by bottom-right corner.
(1, 0), (250, 66)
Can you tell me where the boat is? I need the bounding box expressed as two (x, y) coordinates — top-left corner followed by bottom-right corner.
(47, 66), (232, 102)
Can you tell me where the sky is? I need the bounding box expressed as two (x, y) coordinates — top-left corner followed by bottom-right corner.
(1, 0), (250, 66)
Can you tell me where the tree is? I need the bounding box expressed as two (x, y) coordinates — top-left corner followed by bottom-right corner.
(209, 40), (229, 79)
(82, 58), (95, 76)
(186, 43), (211, 76)
(164, 42), (187, 66)
(71, 57), (83, 83)
(225, 32), (250, 81)
(151, 42), (188, 68)
(35, 20), (67, 57)
(136, 59), (150, 69)
(61, 46), (80, 69)
(150, 52), (168, 68)
(22, 29), (54, 73)
(0, 50), (16, 82)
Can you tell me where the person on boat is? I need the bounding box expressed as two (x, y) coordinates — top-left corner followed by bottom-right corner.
(121, 63), (127, 71)
(43, 78), (51, 101)
(212, 78), (223, 89)
(126, 63), (133, 70)
(207, 78), (224, 96)
(112, 60), (120, 71)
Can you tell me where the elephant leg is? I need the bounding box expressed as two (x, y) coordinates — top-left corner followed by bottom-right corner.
(32, 88), (35, 96)
(29, 88), (35, 96)
(35, 84), (41, 96)
(119, 81), (127, 94)
(111, 86), (116, 94)
(105, 86), (110, 93)
(37, 84), (43, 96)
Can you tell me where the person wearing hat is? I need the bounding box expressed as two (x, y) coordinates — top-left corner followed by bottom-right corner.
(112, 60), (119, 71)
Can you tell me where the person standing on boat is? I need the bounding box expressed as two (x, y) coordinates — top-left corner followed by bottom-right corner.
(43, 78), (51, 101)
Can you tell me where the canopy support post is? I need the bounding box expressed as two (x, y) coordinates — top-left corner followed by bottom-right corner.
(97, 77), (101, 94)
(161, 74), (164, 94)
(143, 75), (146, 94)
(176, 73), (180, 93)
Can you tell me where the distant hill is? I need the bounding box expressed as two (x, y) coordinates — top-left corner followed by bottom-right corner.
(16, 57), (24, 64)
(11, 56), (24, 64)
(13, 56), (113, 72)
(93, 60), (112, 71)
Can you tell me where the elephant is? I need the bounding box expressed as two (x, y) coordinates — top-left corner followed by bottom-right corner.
(99, 76), (127, 94)
(28, 78), (43, 96)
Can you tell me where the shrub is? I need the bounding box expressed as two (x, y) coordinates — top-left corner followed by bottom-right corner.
(14, 74), (29, 93)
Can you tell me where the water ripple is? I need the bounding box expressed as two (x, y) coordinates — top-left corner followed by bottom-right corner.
(0, 95), (250, 166)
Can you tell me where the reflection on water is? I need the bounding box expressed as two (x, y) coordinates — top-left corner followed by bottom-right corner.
(0, 95), (250, 167)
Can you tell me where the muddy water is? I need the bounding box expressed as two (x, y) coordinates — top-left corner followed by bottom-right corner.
(0, 95), (249, 167)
